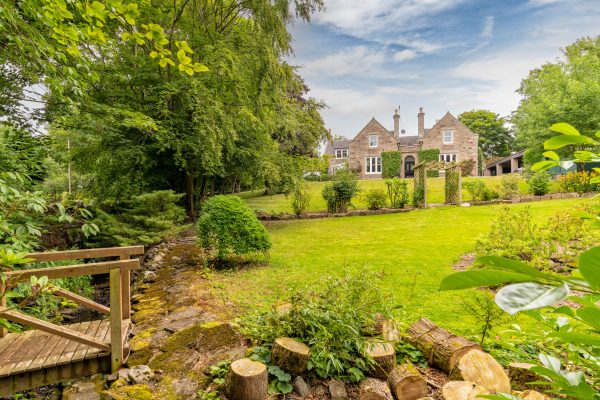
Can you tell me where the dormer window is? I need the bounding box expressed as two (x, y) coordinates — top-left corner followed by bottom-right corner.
(443, 130), (453, 144)
(369, 135), (378, 148)
(335, 149), (348, 159)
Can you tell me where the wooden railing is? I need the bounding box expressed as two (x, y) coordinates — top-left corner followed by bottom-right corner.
(0, 246), (144, 372)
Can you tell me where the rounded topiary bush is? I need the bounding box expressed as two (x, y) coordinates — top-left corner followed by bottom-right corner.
(197, 195), (271, 259)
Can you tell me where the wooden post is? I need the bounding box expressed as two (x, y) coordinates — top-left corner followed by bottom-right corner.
(0, 282), (6, 337)
(109, 267), (123, 372)
(119, 254), (131, 318)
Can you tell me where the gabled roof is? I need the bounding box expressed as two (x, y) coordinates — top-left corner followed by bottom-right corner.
(486, 151), (525, 168)
(398, 136), (419, 146)
(350, 117), (396, 142)
(324, 138), (349, 154)
(423, 112), (477, 138)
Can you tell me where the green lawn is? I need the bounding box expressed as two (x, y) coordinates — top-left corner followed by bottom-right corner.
(212, 198), (587, 337)
(239, 176), (556, 214)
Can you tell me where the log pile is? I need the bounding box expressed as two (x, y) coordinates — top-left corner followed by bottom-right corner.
(387, 364), (429, 400)
(366, 341), (396, 379)
(271, 337), (310, 376)
(225, 358), (268, 400)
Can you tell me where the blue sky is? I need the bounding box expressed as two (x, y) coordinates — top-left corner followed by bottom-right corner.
(286, 0), (600, 138)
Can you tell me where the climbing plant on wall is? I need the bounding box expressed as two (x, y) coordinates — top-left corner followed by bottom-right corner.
(381, 151), (401, 178)
(418, 149), (440, 177)
(413, 165), (427, 208)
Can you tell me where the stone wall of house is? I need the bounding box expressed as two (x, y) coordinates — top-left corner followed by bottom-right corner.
(399, 146), (420, 178)
(348, 119), (398, 179)
(421, 112), (479, 176)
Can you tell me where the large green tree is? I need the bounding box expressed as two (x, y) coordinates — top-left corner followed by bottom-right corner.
(458, 110), (513, 157)
(512, 35), (600, 151)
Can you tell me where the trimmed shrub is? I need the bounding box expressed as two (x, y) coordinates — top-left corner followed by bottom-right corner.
(418, 149), (440, 177)
(499, 174), (521, 200)
(362, 189), (387, 210)
(557, 171), (600, 194)
(385, 178), (409, 208)
(321, 170), (359, 213)
(381, 151), (401, 178)
(290, 185), (312, 216)
(528, 171), (551, 196)
(197, 195), (271, 259)
(464, 180), (499, 201)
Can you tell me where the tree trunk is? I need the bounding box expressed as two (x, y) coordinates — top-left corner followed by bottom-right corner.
(225, 358), (268, 400)
(184, 171), (196, 219)
(358, 378), (393, 400)
(509, 362), (550, 391)
(407, 318), (480, 373)
(366, 341), (396, 379)
(271, 337), (310, 376)
(387, 364), (429, 400)
(449, 349), (510, 393)
(441, 381), (489, 400)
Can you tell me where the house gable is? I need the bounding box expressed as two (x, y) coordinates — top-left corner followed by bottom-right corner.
(348, 118), (398, 177)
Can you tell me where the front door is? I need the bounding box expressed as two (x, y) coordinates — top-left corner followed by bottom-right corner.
(404, 156), (415, 178)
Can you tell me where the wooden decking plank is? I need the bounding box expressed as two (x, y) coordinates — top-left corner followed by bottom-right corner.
(9, 330), (53, 375)
(84, 320), (109, 360)
(27, 329), (65, 372)
(0, 331), (21, 358)
(93, 319), (112, 359)
(70, 320), (101, 364)
(0, 330), (36, 377)
(55, 321), (91, 367)
(41, 322), (82, 369)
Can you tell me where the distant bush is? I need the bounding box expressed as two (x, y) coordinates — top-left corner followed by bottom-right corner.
(362, 189), (387, 210)
(241, 270), (392, 382)
(528, 171), (551, 196)
(290, 185), (312, 216)
(197, 195), (271, 260)
(321, 170), (359, 213)
(464, 180), (499, 201)
(381, 151), (401, 178)
(385, 178), (409, 208)
(557, 171), (600, 193)
(498, 174), (521, 200)
(91, 190), (185, 246)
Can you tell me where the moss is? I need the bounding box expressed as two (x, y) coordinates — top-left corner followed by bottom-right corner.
(130, 328), (157, 352)
(127, 346), (154, 367)
(104, 384), (155, 400)
(160, 321), (239, 353)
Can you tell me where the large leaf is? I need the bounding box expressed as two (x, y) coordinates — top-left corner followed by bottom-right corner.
(550, 123), (580, 136)
(552, 331), (600, 347)
(439, 270), (533, 291)
(475, 256), (545, 277)
(542, 151), (560, 161)
(531, 160), (558, 171)
(578, 246), (600, 289)
(495, 282), (570, 315)
(544, 135), (596, 150)
(576, 306), (600, 330)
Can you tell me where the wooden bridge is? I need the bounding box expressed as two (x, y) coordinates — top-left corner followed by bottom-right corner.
(0, 246), (144, 396)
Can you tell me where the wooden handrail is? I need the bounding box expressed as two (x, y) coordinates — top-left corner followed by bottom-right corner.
(26, 246), (144, 263)
(4, 259), (140, 283)
(0, 308), (111, 352)
(52, 288), (110, 315)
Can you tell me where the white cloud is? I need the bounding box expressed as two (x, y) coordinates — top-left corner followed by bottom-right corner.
(302, 46), (387, 77)
(481, 16), (494, 39)
(393, 49), (418, 62)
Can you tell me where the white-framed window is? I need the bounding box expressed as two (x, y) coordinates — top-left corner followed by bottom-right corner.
(369, 135), (378, 148)
(335, 149), (348, 159)
(365, 157), (382, 174)
(443, 129), (453, 144)
(439, 153), (457, 163)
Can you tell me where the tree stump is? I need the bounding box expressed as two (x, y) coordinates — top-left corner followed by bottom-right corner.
(225, 358), (268, 400)
(520, 390), (550, 400)
(407, 317), (480, 373)
(366, 341), (396, 379)
(509, 362), (549, 391)
(373, 314), (387, 335)
(271, 337), (310, 376)
(358, 378), (393, 400)
(387, 364), (429, 400)
(441, 381), (490, 400)
(382, 321), (400, 342)
(449, 349), (510, 393)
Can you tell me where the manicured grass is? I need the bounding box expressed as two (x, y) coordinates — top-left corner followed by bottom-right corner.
(239, 176), (556, 214)
(212, 198), (587, 337)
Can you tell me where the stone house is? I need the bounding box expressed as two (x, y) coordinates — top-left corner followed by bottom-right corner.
(325, 108), (479, 178)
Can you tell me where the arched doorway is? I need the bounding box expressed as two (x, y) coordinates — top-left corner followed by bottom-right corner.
(404, 156), (415, 178)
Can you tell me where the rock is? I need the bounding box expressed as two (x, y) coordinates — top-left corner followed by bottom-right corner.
(62, 382), (101, 400)
(171, 256), (182, 262)
(143, 271), (157, 283)
(128, 365), (154, 384)
(293, 376), (311, 397)
(117, 368), (131, 383)
(173, 377), (199, 397)
(329, 379), (348, 400)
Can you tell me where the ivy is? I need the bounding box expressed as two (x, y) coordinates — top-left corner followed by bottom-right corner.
(381, 151), (401, 178)
(418, 149), (440, 177)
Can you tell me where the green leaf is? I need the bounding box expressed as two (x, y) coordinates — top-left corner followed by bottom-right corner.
(590, 176), (600, 184)
(276, 381), (293, 393)
(550, 123), (580, 136)
(576, 306), (600, 330)
(578, 246), (600, 289)
(542, 151), (560, 161)
(439, 270), (534, 291)
(495, 282), (570, 315)
(574, 150), (594, 161)
(544, 135), (596, 150)
(531, 160), (558, 171)
(552, 331), (600, 346)
(475, 256), (544, 277)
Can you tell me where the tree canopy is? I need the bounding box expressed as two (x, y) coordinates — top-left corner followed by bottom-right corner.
(458, 110), (514, 157)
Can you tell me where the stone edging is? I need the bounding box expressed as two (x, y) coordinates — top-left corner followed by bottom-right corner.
(469, 191), (597, 206)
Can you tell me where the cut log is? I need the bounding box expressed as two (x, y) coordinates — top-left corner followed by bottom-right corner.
(520, 390), (550, 400)
(407, 317), (480, 373)
(387, 364), (429, 400)
(366, 341), (396, 379)
(509, 362), (549, 391)
(225, 358), (268, 400)
(271, 337), (310, 376)
(441, 381), (490, 400)
(373, 314), (387, 335)
(359, 378), (393, 400)
(382, 321), (400, 342)
(449, 349), (510, 393)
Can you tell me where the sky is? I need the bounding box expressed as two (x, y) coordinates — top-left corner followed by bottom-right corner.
(286, 0), (600, 139)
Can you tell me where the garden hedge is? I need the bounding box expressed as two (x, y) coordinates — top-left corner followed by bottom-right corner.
(418, 149), (440, 177)
(381, 151), (401, 178)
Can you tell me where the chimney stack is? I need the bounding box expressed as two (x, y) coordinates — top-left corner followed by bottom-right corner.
(418, 107), (425, 139)
(393, 108), (400, 137)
